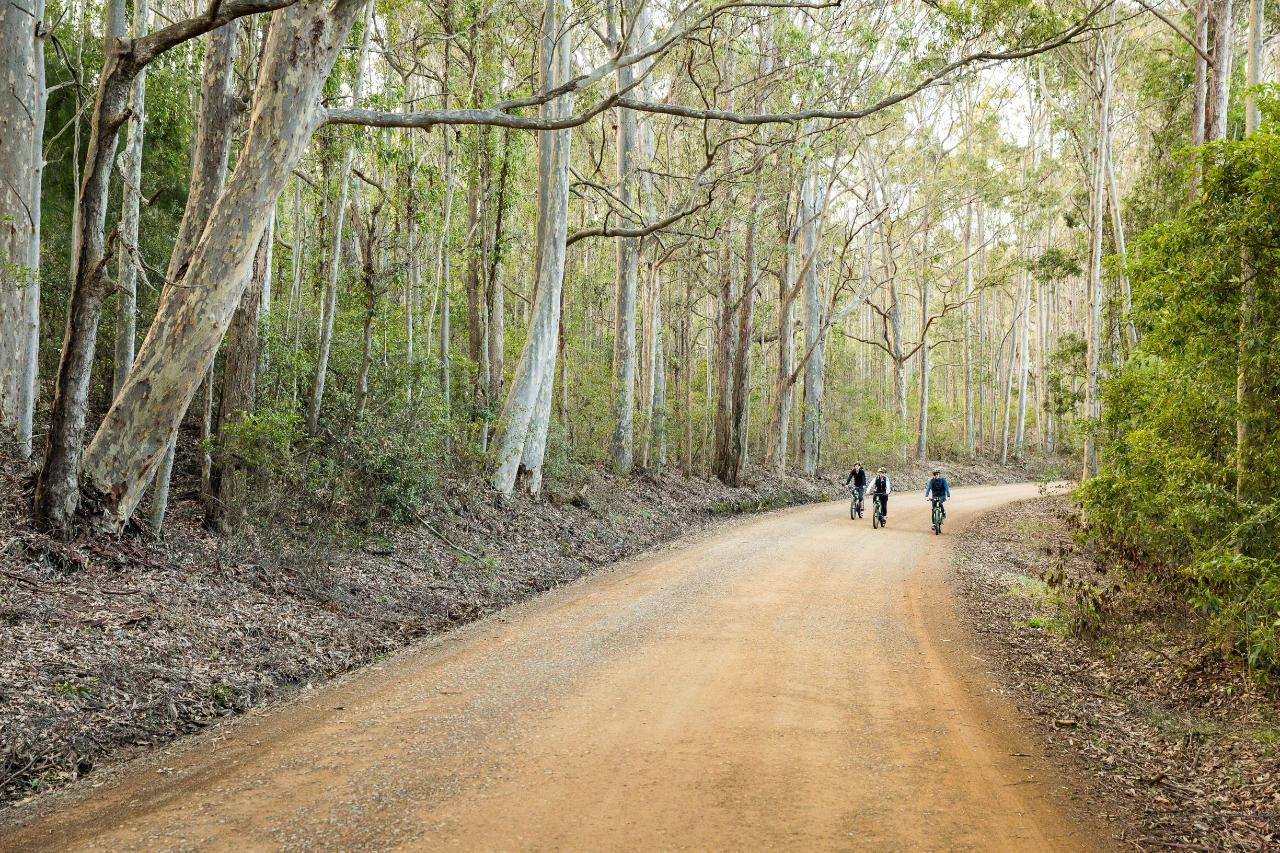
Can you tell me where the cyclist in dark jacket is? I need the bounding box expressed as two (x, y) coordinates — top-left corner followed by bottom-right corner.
(844, 463), (867, 502)
(924, 469), (951, 517)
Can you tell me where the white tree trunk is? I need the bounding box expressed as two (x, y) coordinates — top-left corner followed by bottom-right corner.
(1246, 0), (1265, 133)
(799, 169), (825, 476)
(0, 0), (45, 458)
(962, 201), (975, 459)
(608, 0), (648, 475)
(306, 0), (372, 434)
(113, 0), (148, 395)
(82, 0), (367, 526)
(1083, 35), (1112, 480)
(1207, 0), (1235, 142)
(148, 22), (239, 534)
(491, 0), (572, 496)
(767, 215), (797, 478)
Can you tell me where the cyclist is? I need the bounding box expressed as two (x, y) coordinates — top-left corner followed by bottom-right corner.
(844, 462), (867, 508)
(869, 467), (892, 523)
(924, 469), (951, 518)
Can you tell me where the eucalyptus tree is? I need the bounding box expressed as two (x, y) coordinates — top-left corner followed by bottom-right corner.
(24, 0), (1109, 529)
(34, 0), (309, 527)
(0, 0), (47, 458)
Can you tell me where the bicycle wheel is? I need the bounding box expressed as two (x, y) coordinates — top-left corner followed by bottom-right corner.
(850, 497), (856, 520)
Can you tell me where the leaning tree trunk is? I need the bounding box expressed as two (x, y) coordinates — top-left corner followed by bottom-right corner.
(0, 0), (46, 458)
(113, 0), (149, 395)
(80, 0), (367, 528)
(491, 0), (572, 496)
(148, 22), (239, 535)
(36, 0), (279, 526)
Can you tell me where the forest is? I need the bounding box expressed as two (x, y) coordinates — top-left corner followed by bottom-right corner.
(0, 0), (1277, 661)
(5, 0), (1280, 842)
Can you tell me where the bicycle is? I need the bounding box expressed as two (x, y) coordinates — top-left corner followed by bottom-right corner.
(849, 487), (864, 520)
(930, 497), (945, 535)
(871, 493), (887, 529)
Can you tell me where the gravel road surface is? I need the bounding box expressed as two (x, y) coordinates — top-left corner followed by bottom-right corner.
(2, 483), (1107, 852)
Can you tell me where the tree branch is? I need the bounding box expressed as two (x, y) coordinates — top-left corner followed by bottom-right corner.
(133, 0), (299, 68)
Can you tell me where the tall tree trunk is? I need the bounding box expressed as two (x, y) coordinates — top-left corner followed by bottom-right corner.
(208, 227), (270, 532)
(354, 209), (380, 422)
(1000, 295), (1019, 466)
(651, 271), (666, 470)
(490, 0), (571, 496)
(1206, 0), (1235, 142)
(712, 235), (740, 483)
(766, 194), (797, 478)
(113, 0), (148, 395)
(1245, 0), (1264, 134)
(799, 170), (825, 476)
(486, 128), (512, 408)
(147, 22), (239, 535)
(80, 0), (367, 528)
(732, 184), (761, 477)
(1189, 0), (1211, 197)
(1083, 34), (1112, 479)
(0, 0), (46, 458)
(608, 0), (652, 475)
(439, 125), (455, 447)
(306, 0), (372, 435)
(1238, 0), (1265, 502)
(962, 201), (975, 459)
(915, 270), (930, 459)
(1105, 142), (1136, 348)
(34, 0), (134, 525)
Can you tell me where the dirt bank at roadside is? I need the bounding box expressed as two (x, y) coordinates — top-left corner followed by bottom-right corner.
(952, 495), (1280, 850)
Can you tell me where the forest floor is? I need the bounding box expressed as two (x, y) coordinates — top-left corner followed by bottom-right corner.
(0, 451), (1044, 812)
(952, 496), (1280, 851)
(2, 483), (1105, 852)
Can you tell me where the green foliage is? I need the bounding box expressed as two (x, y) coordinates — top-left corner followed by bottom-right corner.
(1079, 96), (1280, 677)
(1190, 551), (1280, 674)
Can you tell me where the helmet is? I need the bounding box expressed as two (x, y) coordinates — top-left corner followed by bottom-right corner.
(878, 467), (886, 473)
(932, 469), (940, 476)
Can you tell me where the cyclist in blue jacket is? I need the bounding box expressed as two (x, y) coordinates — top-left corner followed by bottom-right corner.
(924, 469), (951, 517)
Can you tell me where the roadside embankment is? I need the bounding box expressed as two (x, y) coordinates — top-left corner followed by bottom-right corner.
(952, 495), (1280, 851)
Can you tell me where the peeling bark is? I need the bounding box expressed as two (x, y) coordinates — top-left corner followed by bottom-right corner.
(148, 22), (239, 535)
(113, 0), (149, 395)
(81, 0), (366, 527)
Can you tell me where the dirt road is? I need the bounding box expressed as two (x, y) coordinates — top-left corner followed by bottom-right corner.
(3, 483), (1107, 852)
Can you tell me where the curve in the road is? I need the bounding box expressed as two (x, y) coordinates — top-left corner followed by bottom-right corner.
(2, 483), (1109, 852)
